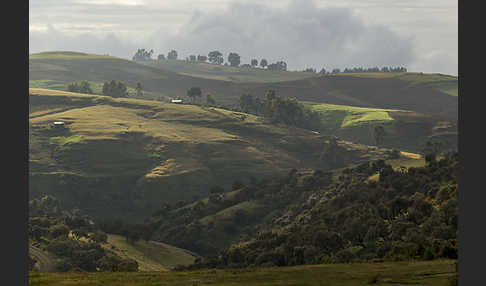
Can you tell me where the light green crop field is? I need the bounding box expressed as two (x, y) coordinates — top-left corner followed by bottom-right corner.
(141, 59), (319, 83)
(29, 259), (456, 286)
(304, 102), (398, 129)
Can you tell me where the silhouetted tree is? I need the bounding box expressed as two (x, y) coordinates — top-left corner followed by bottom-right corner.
(260, 59), (268, 69)
(208, 51), (224, 64)
(132, 48), (154, 61)
(187, 87), (202, 103)
(136, 82), (143, 97)
(228, 52), (241, 67)
(167, 50), (178, 60)
(372, 125), (386, 146)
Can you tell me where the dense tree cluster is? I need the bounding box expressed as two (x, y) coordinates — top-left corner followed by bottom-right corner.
(102, 80), (128, 98)
(67, 81), (94, 94)
(132, 48), (154, 61)
(28, 195), (138, 272)
(167, 50), (178, 60)
(238, 90), (321, 130)
(267, 61), (287, 71)
(144, 151), (457, 269)
(315, 66), (408, 75)
(227, 53), (241, 67)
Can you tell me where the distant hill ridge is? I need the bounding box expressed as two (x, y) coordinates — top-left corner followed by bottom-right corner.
(30, 51), (457, 117)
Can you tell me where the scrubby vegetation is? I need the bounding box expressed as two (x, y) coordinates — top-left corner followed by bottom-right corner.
(29, 195), (139, 272)
(141, 152), (458, 269)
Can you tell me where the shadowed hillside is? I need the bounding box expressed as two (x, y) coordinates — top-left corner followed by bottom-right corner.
(29, 88), (396, 221)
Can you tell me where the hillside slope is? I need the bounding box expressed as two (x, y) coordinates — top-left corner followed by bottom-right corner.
(29, 88), (396, 220)
(30, 52), (457, 118)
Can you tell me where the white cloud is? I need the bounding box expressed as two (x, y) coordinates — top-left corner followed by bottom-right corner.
(29, 0), (457, 74)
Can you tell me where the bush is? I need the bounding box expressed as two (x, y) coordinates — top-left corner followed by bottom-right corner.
(118, 259), (139, 272)
(55, 258), (73, 272)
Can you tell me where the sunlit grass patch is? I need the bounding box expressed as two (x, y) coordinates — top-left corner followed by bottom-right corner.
(49, 134), (84, 146)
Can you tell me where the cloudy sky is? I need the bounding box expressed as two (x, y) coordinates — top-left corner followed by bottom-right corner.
(29, 0), (458, 75)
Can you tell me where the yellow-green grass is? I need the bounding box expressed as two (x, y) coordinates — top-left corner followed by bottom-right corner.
(102, 234), (196, 271)
(29, 259), (456, 286)
(304, 102), (398, 129)
(142, 59), (319, 83)
(50, 134), (84, 146)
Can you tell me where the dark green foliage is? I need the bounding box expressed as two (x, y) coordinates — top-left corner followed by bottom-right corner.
(157, 54), (165, 60)
(267, 61), (287, 71)
(251, 59), (258, 67)
(28, 195), (136, 272)
(204, 94), (216, 106)
(197, 55), (207, 62)
(208, 51), (224, 65)
(187, 87), (202, 103)
(227, 53), (241, 67)
(135, 82), (143, 97)
(49, 224), (70, 239)
(238, 91), (321, 130)
(67, 81), (94, 94)
(371, 125), (386, 146)
(102, 80), (128, 98)
(260, 59), (268, 68)
(132, 49), (153, 61)
(167, 50), (178, 60)
(339, 66), (407, 73)
(172, 153), (458, 269)
(320, 136), (348, 169)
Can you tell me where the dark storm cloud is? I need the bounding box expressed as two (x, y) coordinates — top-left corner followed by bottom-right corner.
(149, 0), (416, 70)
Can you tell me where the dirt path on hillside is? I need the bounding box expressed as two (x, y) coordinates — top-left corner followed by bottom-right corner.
(29, 245), (56, 272)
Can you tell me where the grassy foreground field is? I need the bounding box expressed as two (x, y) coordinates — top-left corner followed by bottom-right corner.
(29, 259), (456, 286)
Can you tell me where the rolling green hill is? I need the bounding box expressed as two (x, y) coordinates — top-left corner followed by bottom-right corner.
(304, 102), (457, 153)
(29, 51), (457, 118)
(29, 88), (396, 220)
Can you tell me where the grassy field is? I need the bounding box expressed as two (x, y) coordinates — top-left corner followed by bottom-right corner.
(102, 235), (196, 271)
(303, 101), (456, 153)
(29, 259), (456, 286)
(141, 59), (319, 83)
(304, 102), (397, 130)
